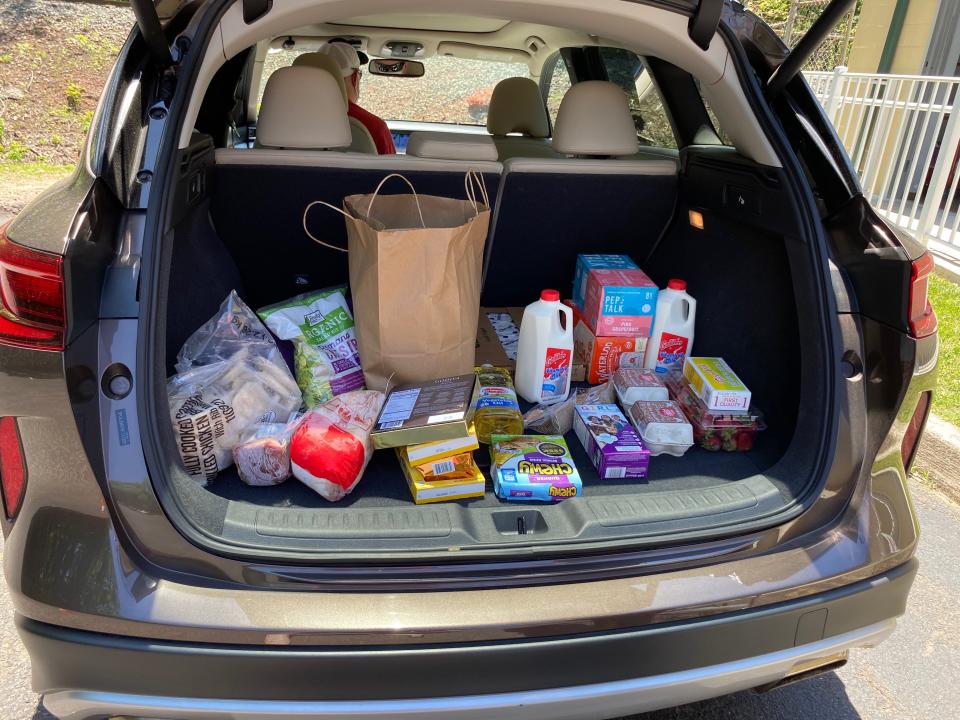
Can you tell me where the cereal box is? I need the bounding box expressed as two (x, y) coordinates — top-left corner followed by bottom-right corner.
(405, 427), (479, 467)
(397, 449), (486, 504)
(583, 267), (658, 337)
(490, 435), (582, 502)
(573, 404), (650, 479)
(572, 254), (638, 310)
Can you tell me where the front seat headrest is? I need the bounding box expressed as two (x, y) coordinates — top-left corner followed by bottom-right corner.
(486, 77), (550, 139)
(292, 52), (348, 105)
(552, 80), (639, 157)
(257, 66), (352, 150)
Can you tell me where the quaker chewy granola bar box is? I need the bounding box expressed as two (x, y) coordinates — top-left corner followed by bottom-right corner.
(490, 435), (582, 503)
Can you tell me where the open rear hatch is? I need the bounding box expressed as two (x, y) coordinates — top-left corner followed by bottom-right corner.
(131, 0), (852, 563)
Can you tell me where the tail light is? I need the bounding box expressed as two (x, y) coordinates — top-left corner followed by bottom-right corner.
(0, 222), (66, 351)
(909, 253), (937, 339)
(0, 416), (26, 520)
(901, 391), (931, 472)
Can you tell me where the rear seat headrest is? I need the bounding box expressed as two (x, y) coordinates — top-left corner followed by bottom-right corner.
(292, 52), (348, 105)
(406, 131), (499, 162)
(553, 81), (639, 157)
(486, 77), (550, 139)
(257, 66), (352, 150)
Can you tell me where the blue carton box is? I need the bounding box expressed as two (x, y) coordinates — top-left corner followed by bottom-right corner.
(572, 254), (639, 310)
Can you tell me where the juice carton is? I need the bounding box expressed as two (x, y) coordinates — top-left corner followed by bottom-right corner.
(490, 435), (582, 502)
(573, 404), (650, 479)
(583, 267), (659, 337)
(572, 318), (648, 385)
(682, 357), (751, 412)
(572, 254), (638, 310)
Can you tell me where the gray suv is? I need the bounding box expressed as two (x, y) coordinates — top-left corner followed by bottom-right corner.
(1, 0), (936, 718)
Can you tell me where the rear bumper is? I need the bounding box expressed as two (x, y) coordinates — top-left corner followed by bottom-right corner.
(26, 559), (916, 720)
(41, 622), (893, 720)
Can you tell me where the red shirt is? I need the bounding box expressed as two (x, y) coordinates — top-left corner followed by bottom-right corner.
(348, 101), (396, 155)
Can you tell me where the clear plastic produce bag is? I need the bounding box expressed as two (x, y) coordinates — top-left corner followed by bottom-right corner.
(289, 389), (385, 501)
(523, 382), (615, 435)
(233, 414), (303, 486)
(175, 290), (285, 374)
(168, 290), (302, 485)
(169, 349), (302, 484)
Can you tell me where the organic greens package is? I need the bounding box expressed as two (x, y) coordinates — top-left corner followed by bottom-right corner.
(258, 288), (365, 407)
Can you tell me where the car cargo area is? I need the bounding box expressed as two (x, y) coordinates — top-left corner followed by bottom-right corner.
(148, 130), (831, 557)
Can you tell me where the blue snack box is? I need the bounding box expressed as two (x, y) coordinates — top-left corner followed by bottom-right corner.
(490, 435), (583, 503)
(572, 254), (639, 310)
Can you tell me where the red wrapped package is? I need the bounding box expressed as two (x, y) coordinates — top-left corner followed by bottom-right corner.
(290, 390), (385, 501)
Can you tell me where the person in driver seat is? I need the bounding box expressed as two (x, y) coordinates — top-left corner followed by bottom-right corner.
(318, 40), (396, 155)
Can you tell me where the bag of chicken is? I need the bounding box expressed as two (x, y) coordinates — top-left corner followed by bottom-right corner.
(290, 389), (385, 501)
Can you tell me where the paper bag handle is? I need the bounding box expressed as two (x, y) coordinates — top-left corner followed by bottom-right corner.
(464, 169), (490, 215)
(302, 200), (351, 253)
(366, 173), (426, 228)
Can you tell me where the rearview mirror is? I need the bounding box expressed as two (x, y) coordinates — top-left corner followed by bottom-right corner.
(368, 59), (425, 78)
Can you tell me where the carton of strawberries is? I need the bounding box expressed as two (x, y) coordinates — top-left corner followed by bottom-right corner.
(662, 371), (764, 452)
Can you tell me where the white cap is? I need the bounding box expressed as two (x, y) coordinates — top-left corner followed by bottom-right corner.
(317, 42), (361, 77)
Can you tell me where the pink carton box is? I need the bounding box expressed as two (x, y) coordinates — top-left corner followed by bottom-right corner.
(583, 268), (659, 337)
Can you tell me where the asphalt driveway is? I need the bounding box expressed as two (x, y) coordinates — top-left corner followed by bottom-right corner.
(2, 475), (958, 720)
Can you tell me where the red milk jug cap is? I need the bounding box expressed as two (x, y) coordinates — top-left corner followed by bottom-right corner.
(540, 289), (560, 302)
(667, 279), (687, 291)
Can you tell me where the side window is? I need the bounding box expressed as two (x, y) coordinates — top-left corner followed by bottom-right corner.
(597, 47), (678, 150)
(541, 52), (572, 129)
(695, 82), (733, 146)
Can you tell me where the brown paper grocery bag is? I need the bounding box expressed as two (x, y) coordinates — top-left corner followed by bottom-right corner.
(303, 172), (490, 388)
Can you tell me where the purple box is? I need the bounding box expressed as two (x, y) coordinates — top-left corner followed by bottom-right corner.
(573, 404), (650, 479)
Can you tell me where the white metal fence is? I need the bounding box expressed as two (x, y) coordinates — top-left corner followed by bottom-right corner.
(806, 67), (960, 254)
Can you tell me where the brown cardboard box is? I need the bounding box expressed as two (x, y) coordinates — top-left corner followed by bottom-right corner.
(475, 307), (524, 369)
(476, 307), (585, 381)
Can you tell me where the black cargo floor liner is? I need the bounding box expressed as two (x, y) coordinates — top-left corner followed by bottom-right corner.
(208, 431), (770, 510)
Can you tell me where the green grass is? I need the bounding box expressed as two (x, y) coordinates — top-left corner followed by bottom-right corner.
(0, 160), (74, 180)
(929, 273), (960, 425)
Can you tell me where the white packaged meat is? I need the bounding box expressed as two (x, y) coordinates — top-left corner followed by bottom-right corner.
(169, 348), (302, 484)
(168, 291), (303, 484)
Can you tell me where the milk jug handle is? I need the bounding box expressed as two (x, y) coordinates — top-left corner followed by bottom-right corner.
(558, 303), (574, 335)
(683, 296), (697, 321)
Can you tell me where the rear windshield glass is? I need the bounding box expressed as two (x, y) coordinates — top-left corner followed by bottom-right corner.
(361, 56), (530, 126)
(258, 50), (530, 126)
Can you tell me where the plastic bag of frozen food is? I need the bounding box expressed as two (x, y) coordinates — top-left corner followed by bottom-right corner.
(258, 288), (365, 408)
(175, 290), (285, 374)
(289, 389), (384, 501)
(233, 414), (303, 486)
(523, 382), (615, 435)
(169, 348), (302, 484)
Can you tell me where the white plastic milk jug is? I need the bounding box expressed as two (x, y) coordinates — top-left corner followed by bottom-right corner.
(644, 279), (697, 373)
(515, 289), (575, 405)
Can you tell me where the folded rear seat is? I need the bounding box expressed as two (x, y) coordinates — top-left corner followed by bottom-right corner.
(481, 81), (679, 306)
(211, 66), (502, 307)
